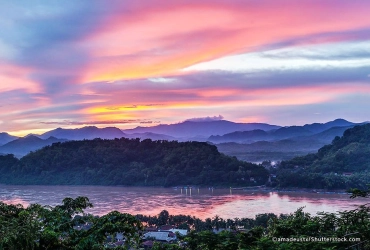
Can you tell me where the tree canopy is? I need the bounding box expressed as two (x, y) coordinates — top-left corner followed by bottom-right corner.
(275, 124), (370, 189)
(0, 138), (268, 187)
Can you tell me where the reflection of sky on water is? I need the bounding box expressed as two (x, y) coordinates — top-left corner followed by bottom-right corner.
(0, 185), (367, 219)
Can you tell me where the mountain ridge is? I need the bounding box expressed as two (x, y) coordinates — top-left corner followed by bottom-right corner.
(0, 135), (67, 157)
(39, 126), (126, 140)
(208, 119), (363, 143)
(123, 120), (281, 138)
(0, 132), (19, 146)
(276, 123), (370, 189)
(0, 119), (366, 159)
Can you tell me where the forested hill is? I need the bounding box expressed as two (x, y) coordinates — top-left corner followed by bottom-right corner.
(276, 124), (370, 189)
(0, 138), (268, 186)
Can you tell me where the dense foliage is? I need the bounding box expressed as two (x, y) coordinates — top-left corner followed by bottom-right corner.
(174, 205), (370, 250)
(276, 124), (370, 189)
(0, 197), (143, 250)
(0, 138), (268, 186)
(1, 195), (370, 249)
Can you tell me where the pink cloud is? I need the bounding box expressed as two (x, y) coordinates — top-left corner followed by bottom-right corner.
(0, 64), (40, 93)
(77, 0), (370, 82)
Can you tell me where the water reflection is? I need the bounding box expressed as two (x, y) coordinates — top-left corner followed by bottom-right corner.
(0, 185), (367, 219)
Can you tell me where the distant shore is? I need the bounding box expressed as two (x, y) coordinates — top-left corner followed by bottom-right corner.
(0, 183), (350, 195)
(172, 185), (350, 194)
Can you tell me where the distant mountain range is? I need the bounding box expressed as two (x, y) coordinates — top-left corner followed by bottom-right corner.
(0, 136), (67, 157)
(122, 120), (280, 138)
(0, 119), (367, 159)
(276, 123), (370, 189)
(211, 119), (365, 162)
(39, 126), (126, 140)
(208, 119), (359, 143)
(0, 132), (18, 146)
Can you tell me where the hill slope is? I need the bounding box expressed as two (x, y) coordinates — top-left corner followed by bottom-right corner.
(0, 132), (18, 146)
(208, 119), (359, 144)
(0, 135), (67, 157)
(302, 118), (356, 133)
(0, 138), (268, 186)
(213, 126), (356, 162)
(276, 124), (370, 189)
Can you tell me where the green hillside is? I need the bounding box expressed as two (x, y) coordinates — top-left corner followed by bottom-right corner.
(276, 124), (370, 189)
(0, 138), (268, 186)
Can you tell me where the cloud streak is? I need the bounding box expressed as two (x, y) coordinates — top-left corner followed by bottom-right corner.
(185, 115), (224, 122)
(40, 119), (158, 126)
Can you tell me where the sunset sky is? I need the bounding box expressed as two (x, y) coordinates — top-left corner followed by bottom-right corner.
(1, 0), (370, 136)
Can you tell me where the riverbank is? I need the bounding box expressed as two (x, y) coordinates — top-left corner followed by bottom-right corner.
(1, 182), (350, 195)
(244, 186), (349, 195)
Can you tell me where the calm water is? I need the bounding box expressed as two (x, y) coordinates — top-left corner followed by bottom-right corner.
(0, 185), (367, 219)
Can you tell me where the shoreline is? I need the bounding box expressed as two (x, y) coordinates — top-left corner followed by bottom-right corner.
(0, 183), (350, 195)
(244, 187), (349, 194)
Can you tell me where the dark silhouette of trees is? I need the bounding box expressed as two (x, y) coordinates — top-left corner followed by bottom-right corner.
(0, 138), (268, 187)
(276, 124), (370, 189)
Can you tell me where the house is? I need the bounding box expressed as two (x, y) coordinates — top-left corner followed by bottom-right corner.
(143, 231), (176, 242)
(342, 172), (353, 176)
(168, 228), (188, 236)
(104, 232), (126, 248)
(159, 224), (173, 231)
(145, 226), (158, 232)
(236, 226), (247, 232)
(157, 225), (188, 236)
(115, 232), (124, 241)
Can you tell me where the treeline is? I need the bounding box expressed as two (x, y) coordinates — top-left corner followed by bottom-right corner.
(1, 195), (370, 249)
(135, 210), (277, 232)
(275, 124), (370, 189)
(0, 138), (268, 186)
(176, 205), (370, 250)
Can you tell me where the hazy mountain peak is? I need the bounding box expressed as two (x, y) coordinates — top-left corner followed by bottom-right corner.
(327, 118), (352, 126)
(0, 132), (18, 146)
(81, 126), (98, 129)
(124, 120), (280, 138)
(47, 136), (58, 140)
(25, 133), (40, 138)
(302, 118), (356, 133)
(39, 126), (125, 140)
(0, 135), (67, 157)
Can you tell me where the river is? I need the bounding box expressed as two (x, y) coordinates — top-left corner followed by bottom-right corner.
(0, 185), (367, 219)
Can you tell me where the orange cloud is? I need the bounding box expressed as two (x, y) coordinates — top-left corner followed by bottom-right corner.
(81, 83), (369, 127)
